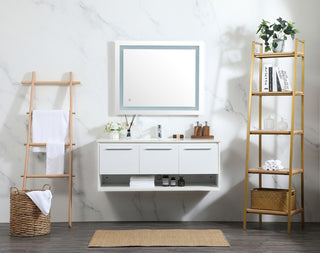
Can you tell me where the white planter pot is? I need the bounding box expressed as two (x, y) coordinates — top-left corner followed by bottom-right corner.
(110, 131), (120, 140)
(272, 39), (285, 53)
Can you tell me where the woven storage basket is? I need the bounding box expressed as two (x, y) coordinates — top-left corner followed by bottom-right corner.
(10, 184), (51, 237)
(251, 188), (296, 211)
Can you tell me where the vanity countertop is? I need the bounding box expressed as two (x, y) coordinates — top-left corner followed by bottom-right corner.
(97, 138), (219, 143)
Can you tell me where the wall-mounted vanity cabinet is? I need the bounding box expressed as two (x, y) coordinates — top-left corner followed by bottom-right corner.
(97, 139), (220, 191)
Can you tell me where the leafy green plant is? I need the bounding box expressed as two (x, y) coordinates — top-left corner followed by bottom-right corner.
(257, 17), (299, 52)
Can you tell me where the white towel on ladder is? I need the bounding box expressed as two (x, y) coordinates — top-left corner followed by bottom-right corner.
(32, 110), (69, 175)
(46, 142), (65, 175)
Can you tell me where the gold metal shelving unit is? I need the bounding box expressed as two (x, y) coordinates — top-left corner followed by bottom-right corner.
(243, 39), (305, 234)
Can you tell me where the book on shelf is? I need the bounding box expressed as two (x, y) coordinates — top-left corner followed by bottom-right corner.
(262, 65), (291, 92)
(263, 64), (271, 92)
(272, 67), (278, 92)
(268, 65), (273, 91)
(275, 67), (282, 92)
(278, 68), (291, 91)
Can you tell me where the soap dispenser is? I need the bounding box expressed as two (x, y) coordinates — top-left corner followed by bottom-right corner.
(202, 121), (210, 136)
(194, 121), (202, 137)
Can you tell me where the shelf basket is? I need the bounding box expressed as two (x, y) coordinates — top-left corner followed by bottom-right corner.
(10, 184), (51, 237)
(251, 188), (296, 211)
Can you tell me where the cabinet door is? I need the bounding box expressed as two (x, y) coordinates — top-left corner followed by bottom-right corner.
(140, 144), (179, 174)
(179, 144), (219, 174)
(99, 144), (139, 174)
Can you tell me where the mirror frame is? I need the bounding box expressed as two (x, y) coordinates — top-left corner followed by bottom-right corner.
(113, 41), (203, 115)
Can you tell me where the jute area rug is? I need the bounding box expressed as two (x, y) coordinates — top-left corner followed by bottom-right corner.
(88, 229), (230, 247)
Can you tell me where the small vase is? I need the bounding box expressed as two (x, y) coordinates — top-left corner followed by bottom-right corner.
(264, 115), (275, 130)
(278, 117), (288, 131)
(272, 39), (284, 53)
(110, 131), (120, 140)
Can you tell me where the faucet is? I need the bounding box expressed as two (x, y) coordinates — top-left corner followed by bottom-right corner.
(157, 125), (162, 138)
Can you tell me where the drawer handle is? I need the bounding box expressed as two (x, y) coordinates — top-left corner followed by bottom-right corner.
(104, 148), (133, 151)
(184, 148), (212, 150)
(144, 148), (172, 151)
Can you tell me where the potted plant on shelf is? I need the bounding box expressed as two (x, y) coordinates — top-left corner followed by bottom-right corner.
(105, 121), (124, 140)
(257, 17), (299, 52)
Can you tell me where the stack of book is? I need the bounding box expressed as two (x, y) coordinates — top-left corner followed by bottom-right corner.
(263, 64), (291, 92)
(129, 176), (155, 188)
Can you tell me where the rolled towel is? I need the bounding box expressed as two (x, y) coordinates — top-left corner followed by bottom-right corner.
(262, 160), (284, 171)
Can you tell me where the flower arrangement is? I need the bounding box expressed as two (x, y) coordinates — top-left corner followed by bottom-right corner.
(105, 121), (124, 133)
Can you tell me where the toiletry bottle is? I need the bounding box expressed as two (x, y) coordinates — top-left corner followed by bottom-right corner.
(202, 121), (210, 136)
(162, 175), (169, 186)
(178, 176), (185, 187)
(158, 125), (162, 138)
(170, 177), (176, 186)
(194, 121), (202, 137)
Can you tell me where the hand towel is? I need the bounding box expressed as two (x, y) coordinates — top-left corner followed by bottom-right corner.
(130, 176), (155, 188)
(26, 190), (52, 216)
(32, 110), (69, 174)
(46, 142), (65, 175)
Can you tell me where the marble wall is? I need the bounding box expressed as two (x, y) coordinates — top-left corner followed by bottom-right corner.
(0, 0), (319, 222)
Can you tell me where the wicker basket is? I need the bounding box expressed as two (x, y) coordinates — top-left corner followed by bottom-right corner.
(10, 184), (51, 237)
(251, 188), (296, 211)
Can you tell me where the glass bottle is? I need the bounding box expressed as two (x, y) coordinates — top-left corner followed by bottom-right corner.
(278, 117), (288, 131)
(264, 115), (275, 130)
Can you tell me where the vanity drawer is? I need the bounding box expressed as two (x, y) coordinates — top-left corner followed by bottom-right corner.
(99, 144), (139, 174)
(179, 144), (219, 174)
(140, 144), (179, 174)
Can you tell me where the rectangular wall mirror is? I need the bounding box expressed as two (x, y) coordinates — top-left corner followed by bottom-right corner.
(113, 41), (203, 115)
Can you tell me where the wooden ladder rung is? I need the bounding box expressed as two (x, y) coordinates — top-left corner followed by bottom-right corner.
(21, 174), (76, 178)
(25, 143), (75, 146)
(27, 112), (76, 115)
(22, 81), (80, 85)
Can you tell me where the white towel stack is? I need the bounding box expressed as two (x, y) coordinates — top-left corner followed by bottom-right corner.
(32, 110), (69, 175)
(130, 176), (155, 188)
(262, 160), (284, 171)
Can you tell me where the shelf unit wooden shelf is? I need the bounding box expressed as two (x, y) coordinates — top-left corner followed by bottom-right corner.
(246, 208), (304, 216)
(252, 91), (304, 96)
(248, 168), (303, 175)
(243, 39), (305, 234)
(250, 130), (303, 135)
(254, 51), (304, 58)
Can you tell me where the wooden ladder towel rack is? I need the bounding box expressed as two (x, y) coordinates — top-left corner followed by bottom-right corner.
(21, 71), (80, 228)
